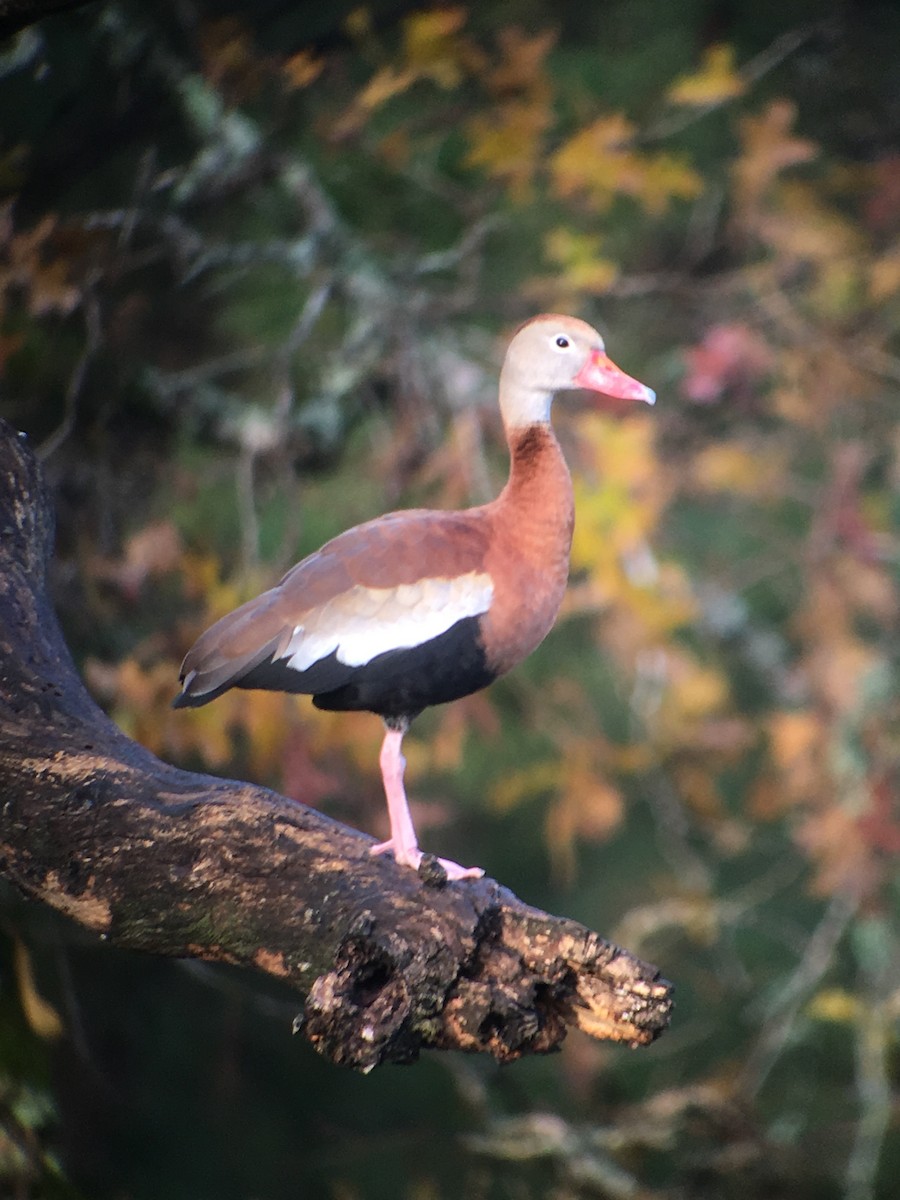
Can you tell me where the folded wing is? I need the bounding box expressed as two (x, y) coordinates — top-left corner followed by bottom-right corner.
(174, 508), (494, 708)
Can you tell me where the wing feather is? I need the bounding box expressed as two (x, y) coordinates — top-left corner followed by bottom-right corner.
(175, 508), (494, 707)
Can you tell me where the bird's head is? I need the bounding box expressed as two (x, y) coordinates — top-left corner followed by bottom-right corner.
(499, 314), (655, 428)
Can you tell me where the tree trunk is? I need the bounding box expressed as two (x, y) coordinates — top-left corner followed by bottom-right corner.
(0, 418), (672, 1070)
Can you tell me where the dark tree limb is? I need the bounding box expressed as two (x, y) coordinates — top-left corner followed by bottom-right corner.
(0, 419), (672, 1069)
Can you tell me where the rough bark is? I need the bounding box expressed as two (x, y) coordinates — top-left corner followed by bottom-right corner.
(0, 418), (672, 1070)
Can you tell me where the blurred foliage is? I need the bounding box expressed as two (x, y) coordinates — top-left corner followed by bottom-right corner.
(1, 0), (899, 1197)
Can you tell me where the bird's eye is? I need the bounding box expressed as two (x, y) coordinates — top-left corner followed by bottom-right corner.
(555, 336), (570, 349)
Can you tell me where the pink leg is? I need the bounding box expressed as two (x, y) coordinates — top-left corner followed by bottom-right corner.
(370, 723), (484, 882)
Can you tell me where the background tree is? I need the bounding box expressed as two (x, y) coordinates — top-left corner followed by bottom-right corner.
(1, 1), (898, 1197)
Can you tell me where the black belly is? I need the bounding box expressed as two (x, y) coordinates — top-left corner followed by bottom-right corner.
(313, 615), (496, 720)
(235, 615), (496, 721)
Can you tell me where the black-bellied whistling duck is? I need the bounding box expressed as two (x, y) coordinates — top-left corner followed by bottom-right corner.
(174, 315), (655, 880)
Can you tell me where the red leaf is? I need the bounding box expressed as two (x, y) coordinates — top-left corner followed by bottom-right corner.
(681, 322), (773, 404)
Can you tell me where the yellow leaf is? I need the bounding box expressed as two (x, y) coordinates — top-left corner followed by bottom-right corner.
(570, 414), (663, 567)
(667, 44), (745, 107)
(807, 988), (861, 1024)
(552, 115), (702, 215)
(639, 153), (705, 214)
(544, 228), (618, 294)
(355, 7), (468, 113)
(466, 98), (552, 197)
(14, 937), (63, 1041)
(402, 7), (467, 87)
(551, 114), (637, 214)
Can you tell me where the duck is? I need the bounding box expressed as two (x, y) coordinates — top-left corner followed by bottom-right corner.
(174, 315), (655, 880)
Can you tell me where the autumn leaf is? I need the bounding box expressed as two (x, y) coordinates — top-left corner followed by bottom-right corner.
(732, 99), (817, 220)
(0, 214), (81, 317)
(681, 322), (774, 404)
(403, 7), (468, 85)
(570, 414), (667, 570)
(638, 153), (706, 213)
(282, 49), (324, 90)
(465, 98), (552, 198)
(766, 710), (827, 809)
(551, 114), (636, 214)
(667, 44), (745, 107)
(543, 228), (618, 294)
(551, 114), (702, 215)
(462, 26), (556, 198)
(357, 65), (417, 110)
(351, 7), (471, 119)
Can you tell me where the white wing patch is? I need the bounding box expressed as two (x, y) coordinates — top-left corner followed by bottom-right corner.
(282, 571), (494, 672)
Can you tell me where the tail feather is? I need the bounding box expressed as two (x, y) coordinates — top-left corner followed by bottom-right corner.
(172, 631), (285, 709)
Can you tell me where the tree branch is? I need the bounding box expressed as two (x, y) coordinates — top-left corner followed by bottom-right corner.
(0, 418), (672, 1069)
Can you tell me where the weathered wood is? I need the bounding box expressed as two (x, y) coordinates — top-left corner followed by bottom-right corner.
(0, 418), (672, 1069)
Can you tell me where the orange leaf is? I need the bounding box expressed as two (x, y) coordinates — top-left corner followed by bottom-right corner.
(282, 49), (324, 90)
(732, 99), (817, 217)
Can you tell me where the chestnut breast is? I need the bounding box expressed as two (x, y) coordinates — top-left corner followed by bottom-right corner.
(480, 425), (575, 676)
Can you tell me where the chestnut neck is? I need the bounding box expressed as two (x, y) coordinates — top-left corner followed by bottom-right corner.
(493, 421), (574, 551)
